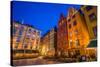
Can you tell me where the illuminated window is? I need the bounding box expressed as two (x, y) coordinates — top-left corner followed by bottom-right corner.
(15, 46), (18, 49)
(69, 32), (72, 37)
(15, 43), (19, 48)
(75, 39), (80, 46)
(69, 40), (73, 45)
(89, 13), (97, 22)
(74, 30), (78, 35)
(36, 40), (39, 44)
(16, 36), (21, 42)
(86, 6), (92, 11)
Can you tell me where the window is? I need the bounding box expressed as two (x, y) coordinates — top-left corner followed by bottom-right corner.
(73, 21), (77, 26)
(28, 28), (32, 33)
(33, 30), (36, 34)
(30, 43), (33, 49)
(68, 19), (71, 22)
(93, 26), (97, 37)
(29, 28), (32, 32)
(74, 30), (78, 35)
(69, 40), (73, 45)
(24, 44), (28, 48)
(89, 13), (97, 21)
(15, 45), (18, 49)
(30, 46), (32, 49)
(69, 40), (72, 45)
(72, 15), (75, 18)
(32, 35), (36, 38)
(19, 30), (23, 35)
(36, 40), (38, 44)
(64, 41), (67, 45)
(86, 6), (92, 11)
(16, 36), (21, 42)
(18, 26), (24, 35)
(15, 43), (19, 48)
(26, 34), (31, 39)
(69, 24), (71, 29)
(59, 22), (61, 26)
(69, 32), (72, 37)
(75, 39), (80, 46)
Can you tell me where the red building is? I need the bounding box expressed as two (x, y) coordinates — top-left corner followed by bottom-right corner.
(57, 14), (69, 57)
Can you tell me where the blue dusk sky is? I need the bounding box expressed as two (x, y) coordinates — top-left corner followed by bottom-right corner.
(11, 1), (81, 36)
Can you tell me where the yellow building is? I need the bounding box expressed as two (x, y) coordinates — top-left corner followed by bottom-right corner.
(64, 7), (92, 57)
(40, 28), (57, 57)
(66, 7), (90, 50)
(56, 6), (97, 58)
(81, 6), (97, 60)
(40, 34), (49, 56)
(81, 6), (97, 40)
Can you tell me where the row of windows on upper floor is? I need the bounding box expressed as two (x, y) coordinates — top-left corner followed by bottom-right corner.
(58, 39), (80, 47)
(67, 12), (96, 29)
(67, 6), (93, 22)
(15, 34), (40, 43)
(14, 43), (38, 49)
(68, 13), (96, 29)
(67, 6), (94, 22)
(14, 38), (40, 48)
(13, 24), (41, 34)
(85, 6), (93, 12)
(59, 6), (95, 26)
(68, 26), (97, 38)
(13, 26), (41, 36)
(58, 26), (97, 41)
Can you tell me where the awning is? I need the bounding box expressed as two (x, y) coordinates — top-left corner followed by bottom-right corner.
(87, 39), (97, 48)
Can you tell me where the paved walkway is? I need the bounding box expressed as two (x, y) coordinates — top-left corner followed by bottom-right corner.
(13, 56), (61, 66)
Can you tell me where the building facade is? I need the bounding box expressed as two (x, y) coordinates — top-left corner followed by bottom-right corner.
(57, 14), (69, 57)
(57, 6), (96, 57)
(40, 33), (50, 56)
(81, 6), (97, 40)
(66, 7), (90, 56)
(81, 6), (97, 60)
(12, 21), (41, 59)
(40, 27), (57, 57)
